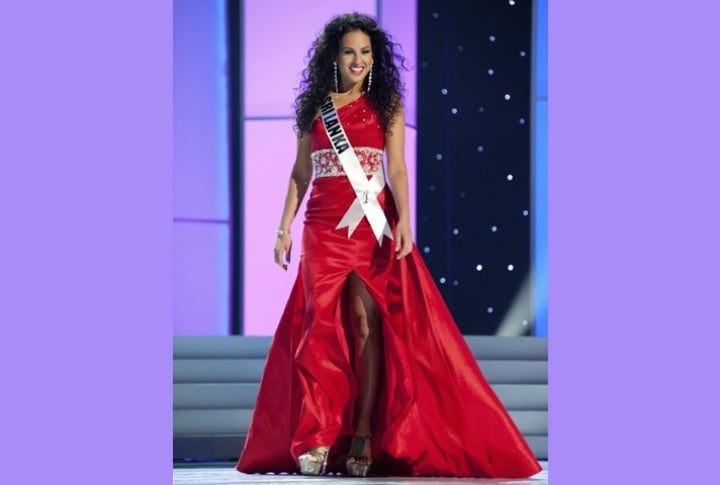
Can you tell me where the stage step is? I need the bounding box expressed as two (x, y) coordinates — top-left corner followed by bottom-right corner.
(173, 358), (547, 384)
(173, 382), (548, 411)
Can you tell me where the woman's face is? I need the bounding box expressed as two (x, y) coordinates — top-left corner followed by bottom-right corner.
(336, 29), (373, 90)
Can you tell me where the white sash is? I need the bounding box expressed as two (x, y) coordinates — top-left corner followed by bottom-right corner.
(319, 95), (393, 246)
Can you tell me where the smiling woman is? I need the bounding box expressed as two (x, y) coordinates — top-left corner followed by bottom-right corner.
(234, 12), (541, 480)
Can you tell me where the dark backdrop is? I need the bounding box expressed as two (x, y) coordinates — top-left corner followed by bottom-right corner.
(416, 0), (532, 334)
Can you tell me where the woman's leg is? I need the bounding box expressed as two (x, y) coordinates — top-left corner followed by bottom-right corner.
(347, 271), (381, 467)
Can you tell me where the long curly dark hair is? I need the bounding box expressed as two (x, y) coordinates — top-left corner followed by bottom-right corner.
(294, 12), (407, 135)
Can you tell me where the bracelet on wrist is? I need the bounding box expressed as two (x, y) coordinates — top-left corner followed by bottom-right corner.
(276, 228), (291, 237)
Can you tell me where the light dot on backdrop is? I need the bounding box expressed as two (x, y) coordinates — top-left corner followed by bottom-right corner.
(451, 108), (458, 114)
(421, 61), (428, 68)
(429, 185), (436, 191)
(504, 94), (511, 100)
(457, 45), (464, 52)
(487, 307), (494, 314)
(439, 277), (446, 284)
(523, 209), (529, 216)
(432, 12), (439, 19)
(519, 118), (526, 124)
(452, 228), (459, 235)
(522, 320), (529, 326)
(441, 88), (448, 95)
(478, 106), (485, 112)
(435, 153), (443, 160)
(488, 68), (495, 75)
(491, 226), (498, 232)
(520, 50), (527, 57)
(477, 146), (484, 152)
(459, 191), (466, 198)
(509, 0), (516, 5)
(476, 264), (483, 271)
(453, 280), (459, 286)
(489, 35), (496, 42)
(507, 174), (514, 181)
(507, 264), (514, 271)
(423, 246), (431, 254)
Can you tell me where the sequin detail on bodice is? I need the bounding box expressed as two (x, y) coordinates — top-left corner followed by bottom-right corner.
(311, 147), (383, 178)
(309, 94), (385, 180)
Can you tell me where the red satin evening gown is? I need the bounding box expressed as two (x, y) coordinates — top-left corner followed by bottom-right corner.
(236, 94), (541, 478)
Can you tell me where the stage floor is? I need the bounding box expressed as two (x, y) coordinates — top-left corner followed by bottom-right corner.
(172, 463), (549, 484)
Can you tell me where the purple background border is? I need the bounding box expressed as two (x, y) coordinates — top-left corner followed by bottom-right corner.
(2, 1), (719, 483)
(548, 0), (720, 482)
(1, 1), (171, 483)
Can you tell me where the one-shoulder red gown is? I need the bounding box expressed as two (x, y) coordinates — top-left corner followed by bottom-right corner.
(236, 94), (542, 478)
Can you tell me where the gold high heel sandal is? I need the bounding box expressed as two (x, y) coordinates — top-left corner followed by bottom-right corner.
(346, 435), (372, 477)
(298, 446), (330, 476)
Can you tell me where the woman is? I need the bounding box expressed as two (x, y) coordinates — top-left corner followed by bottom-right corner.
(236, 12), (541, 478)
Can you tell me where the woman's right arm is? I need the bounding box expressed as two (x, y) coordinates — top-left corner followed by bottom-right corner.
(273, 133), (313, 270)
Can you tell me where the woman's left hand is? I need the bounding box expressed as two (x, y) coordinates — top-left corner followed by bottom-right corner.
(394, 219), (413, 260)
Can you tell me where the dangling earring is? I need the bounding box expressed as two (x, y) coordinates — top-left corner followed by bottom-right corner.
(367, 62), (373, 93)
(333, 61), (339, 93)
